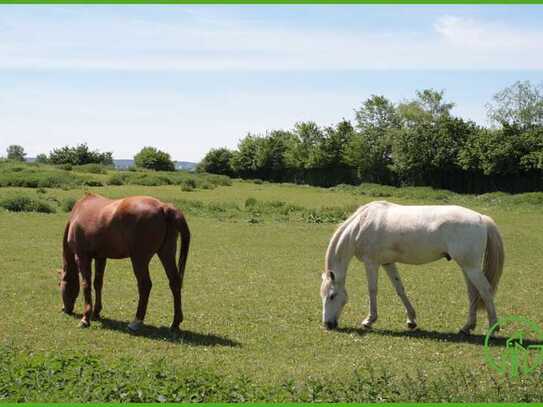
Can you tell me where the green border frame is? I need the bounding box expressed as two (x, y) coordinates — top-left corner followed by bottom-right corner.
(1, 0), (542, 4)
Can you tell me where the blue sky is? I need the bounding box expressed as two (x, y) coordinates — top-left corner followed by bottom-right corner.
(1, 6), (542, 161)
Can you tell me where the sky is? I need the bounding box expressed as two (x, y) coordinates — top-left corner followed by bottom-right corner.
(1, 5), (542, 162)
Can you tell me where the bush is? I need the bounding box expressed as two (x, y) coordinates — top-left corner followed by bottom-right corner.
(73, 164), (110, 174)
(83, 180), (103, 187)
(61, 197), (77, 212)
(245, 197), (257, 208)
(48, 144), (113, 166)
(107, 174), (126, 186)
(197, 148), (234, 175)
(6, 145), (26, 161)
(181, 178), (197, 192)
(134, 147), (175, 172)
(0, 196), (55, 213)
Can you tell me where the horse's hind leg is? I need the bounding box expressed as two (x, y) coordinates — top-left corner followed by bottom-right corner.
(128, 257), (152, 332)
(158, 243), (183, 333)
(75, 254), (93, 328)
(383, 263), (417, 330)
(459, 274), (478, 335)
(361, 261), (379, 329)
(462, 266), (497, 331)
(93, 257), (106, 320)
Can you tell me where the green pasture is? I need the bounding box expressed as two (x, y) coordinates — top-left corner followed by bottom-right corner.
(1, 163), (542, 401)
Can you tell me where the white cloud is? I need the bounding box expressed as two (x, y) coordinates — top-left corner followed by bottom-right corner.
(1, 10), (542, 71)
(434, 15), (543, 49)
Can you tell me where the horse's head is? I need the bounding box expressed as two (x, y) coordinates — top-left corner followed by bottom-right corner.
(320, 271), (348, 330)
(59, 266), (80, 315)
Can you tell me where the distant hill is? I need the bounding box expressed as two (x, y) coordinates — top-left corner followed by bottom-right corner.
(113, 159), (197, 171)
(26, 158), (198, 171)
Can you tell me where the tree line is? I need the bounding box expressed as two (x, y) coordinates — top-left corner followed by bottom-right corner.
(4, 144), (176, 172)
(198, 81), (543, 193)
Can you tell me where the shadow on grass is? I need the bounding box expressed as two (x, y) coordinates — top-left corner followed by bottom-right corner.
(337, 326), (543, 348)
(68, 312), (240, 347)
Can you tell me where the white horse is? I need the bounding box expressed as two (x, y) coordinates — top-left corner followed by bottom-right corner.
(320, 201), (504, 334)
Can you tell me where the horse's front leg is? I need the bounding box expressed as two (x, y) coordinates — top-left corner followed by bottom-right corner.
(383, 263), (417, 330)
(361, 262), (379, 329)
(75, 254), (93, 328)
(93, 257), (106, 320)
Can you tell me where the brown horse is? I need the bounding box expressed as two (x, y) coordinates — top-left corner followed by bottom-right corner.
(60, 193), (191, 332)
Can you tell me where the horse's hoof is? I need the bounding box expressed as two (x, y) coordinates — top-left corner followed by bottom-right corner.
(93, 314), (101, 321)
(458, 328), (471, 336)
(361, 322), (373, 330)
(62, 308), (73, 315)
(170, 325), (181, 336)
(127, 320), (143, 333)
(407, 321), (418, 330)
(79, 319), (90, 328)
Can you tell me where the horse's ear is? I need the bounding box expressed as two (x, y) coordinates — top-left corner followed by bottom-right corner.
(327, 271), (335, 281)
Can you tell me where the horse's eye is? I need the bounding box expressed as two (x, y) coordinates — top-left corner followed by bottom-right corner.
(329, 294), (336, 301)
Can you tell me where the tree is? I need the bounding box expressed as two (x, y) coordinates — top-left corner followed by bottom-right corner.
(458, 127), (522, 176)
(6, 145), (26, 161)
(486, 81), (543, 129)
(392, 115), (475, 185)
(230, 135), (263, 178)
(35, 154), (49, 164)
(49, 144), (113, 166)
(398, 89), (454, 127)
(314, 120), (354, 169)
(346, 96), (400, 183)
(134, 147), (175, 171)
(197, 148), (233, 175)
(255, 130), (296, 180)
(289, 122), (324, 169)
(355, 95), (400, 133)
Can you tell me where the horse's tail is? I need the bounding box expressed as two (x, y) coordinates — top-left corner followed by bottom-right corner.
(164, 205), (191, 288)
(62, 221), (77, 273)
(478, 215), (505, 309)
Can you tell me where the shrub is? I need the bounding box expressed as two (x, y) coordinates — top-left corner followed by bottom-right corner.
(6, 145), (26, 161)
(245, 197), (258, 208)
(0, 196), (55, 213)
(48, 144), (113, 166)
(134, 147), (175, 172)
(83, 180), (103, 187)
(73, 164), (109, 174)
(181, 178), (197, 192)
(107, 174), (126, 186)
(205, 174), (232, 187)
(61, 197), (77, 212)
(197, 148), (234, 175)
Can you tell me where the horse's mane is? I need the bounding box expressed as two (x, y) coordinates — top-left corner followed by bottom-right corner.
(324, 203), (371, 272)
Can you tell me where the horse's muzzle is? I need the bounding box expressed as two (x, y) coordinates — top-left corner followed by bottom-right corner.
(324, 320), (338, 330)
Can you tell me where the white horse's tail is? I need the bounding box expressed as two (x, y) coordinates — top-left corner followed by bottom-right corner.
(477, 215), (505, 309)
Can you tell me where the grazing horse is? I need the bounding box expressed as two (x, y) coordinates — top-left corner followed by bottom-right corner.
(320, 201), (504, 334)
(60, 193), (191, 332)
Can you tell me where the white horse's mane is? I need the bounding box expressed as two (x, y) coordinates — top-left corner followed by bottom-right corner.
(324, 203), (375, 272)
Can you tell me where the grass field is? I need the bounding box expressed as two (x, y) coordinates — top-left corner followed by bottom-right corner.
(1, 164), (543, 401)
